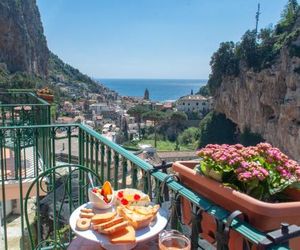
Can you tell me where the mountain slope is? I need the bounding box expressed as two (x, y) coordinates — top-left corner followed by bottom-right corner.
(0, 0), (104, 94)
(0, 0), (48, 76)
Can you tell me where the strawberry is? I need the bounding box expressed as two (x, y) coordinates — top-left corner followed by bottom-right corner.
(134, 194), (141, 200)
(117, 191), (124, 198)
(121, 198), (128, 205)
(92, 188), (97, 193)
(100, 189), (105, 196)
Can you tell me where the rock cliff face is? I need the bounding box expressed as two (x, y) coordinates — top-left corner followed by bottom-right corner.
(214, 46), (300, 161)
(0, 0), (49, 76)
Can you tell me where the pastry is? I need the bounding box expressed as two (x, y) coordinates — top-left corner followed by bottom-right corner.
(91, 211), (116, 224)
(110, 226), (136, 244)
(80, 212), (95, 218)
(117, 206), (154, 229)
(98, 221), (129, 234)
(116, 189), (150, 206)
(80, 208), (93, 213)
(126, 205), (160, 217)
(76, 218), (91, 231)
(93, 217), (124, 231)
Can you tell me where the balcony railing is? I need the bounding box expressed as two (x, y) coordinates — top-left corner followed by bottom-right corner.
(0, 91), (50, 127)
(0, 123), (296, 250)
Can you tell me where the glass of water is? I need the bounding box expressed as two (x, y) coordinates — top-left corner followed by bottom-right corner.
(159, 230), (191, 250)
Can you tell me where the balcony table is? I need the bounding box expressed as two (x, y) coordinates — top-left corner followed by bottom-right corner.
(68, 236), (159, 250)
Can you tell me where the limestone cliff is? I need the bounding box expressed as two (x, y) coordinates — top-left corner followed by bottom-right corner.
(0, 0), (49, 76)
(214, 38), (300, 161)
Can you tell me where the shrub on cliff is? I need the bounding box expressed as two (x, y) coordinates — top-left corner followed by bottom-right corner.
(207, 42), (239, 94)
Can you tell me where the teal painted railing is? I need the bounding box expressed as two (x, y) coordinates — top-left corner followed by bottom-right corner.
(0, 123), (294, 249)
(0, 91), (50, 127)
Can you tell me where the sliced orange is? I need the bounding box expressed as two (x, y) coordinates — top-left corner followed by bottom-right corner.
(102, 181), (113, 195)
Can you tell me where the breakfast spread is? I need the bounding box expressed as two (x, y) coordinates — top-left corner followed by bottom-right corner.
(74, 181), (161, 246)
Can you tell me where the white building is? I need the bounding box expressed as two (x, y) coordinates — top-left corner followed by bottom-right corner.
(89, 103), (112, 114)
(176, 95), (213, 113)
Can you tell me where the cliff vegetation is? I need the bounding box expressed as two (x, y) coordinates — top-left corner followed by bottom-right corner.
(205, 0), (300, 160)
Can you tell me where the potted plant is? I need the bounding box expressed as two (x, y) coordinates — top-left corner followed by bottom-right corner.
(37, 87), (54, 103)
(172, 143), (300, 249)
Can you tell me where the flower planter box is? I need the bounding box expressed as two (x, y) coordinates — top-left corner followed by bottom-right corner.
(37, 93), (54, 103)
(172, 161), (300, 249)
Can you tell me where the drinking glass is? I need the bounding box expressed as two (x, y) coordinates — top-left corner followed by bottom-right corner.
(158, 230), (191, 250)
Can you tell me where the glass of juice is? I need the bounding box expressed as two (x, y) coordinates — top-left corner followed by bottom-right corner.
(159, 230), (191, 250)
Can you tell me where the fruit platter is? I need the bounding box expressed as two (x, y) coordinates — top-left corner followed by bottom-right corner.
(69, 181), (168, 250)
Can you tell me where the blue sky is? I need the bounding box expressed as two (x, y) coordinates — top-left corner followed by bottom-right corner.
(37, 0), (288, 79)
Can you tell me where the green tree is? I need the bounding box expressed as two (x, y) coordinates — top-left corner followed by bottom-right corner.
(122, 119), (129, 141)
(142, 111), (166, 147)
(127, 105), (150, 139)
(207, 41), (239, 94)
(168, 111), (188, 138)
(236, 30), (258, 69)
(276, 0), (299, 34)
(178, 127), (200, 146)
(197, 85), (210, 97)
(50, 105), (57, 121)
(257, 27), (278, 68)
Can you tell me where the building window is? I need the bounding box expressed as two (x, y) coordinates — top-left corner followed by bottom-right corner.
(188, 103), (190, 106)
(182, 102), (185, 105)
(196, 103), (199, 105)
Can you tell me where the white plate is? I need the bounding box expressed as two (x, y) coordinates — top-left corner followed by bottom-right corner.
(69, 202), (168, 250)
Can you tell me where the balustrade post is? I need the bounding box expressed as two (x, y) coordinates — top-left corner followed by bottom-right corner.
(170, 192), (182, 232)
(131, 163), (138, 189)
(34, 128), (42, 244)
(114, 152), (119, 190)
(95, 141), (99, 176)
(100, 144), (105, 182)
(0, 130), (8, 250)
(16, 128), (25, 250)
(122, 157), (127, 188)
(107, 147), (111, 181)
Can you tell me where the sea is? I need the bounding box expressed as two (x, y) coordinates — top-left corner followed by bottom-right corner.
(96, 79), (207, 102)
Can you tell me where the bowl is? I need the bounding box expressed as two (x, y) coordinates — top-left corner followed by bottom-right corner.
(88, 187), (115, 209)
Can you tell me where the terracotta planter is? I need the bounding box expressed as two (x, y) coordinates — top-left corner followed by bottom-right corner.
(37, 93), (54, 103)
(172, 161), (300, 249)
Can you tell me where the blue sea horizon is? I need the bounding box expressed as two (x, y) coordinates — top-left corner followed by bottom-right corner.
(96, 78), (207, 102)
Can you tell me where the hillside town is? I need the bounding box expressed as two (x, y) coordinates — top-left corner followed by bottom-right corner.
(54, 81), (214, 146)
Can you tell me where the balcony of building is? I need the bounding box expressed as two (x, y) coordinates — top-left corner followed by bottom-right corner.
(0, 91), (299, 250)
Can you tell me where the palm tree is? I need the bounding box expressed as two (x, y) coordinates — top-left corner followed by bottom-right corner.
(142, 111), (166, 148)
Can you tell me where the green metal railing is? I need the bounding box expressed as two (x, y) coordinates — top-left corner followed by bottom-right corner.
(0, 123), (296, 249)
(0, 91), (50, 127)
